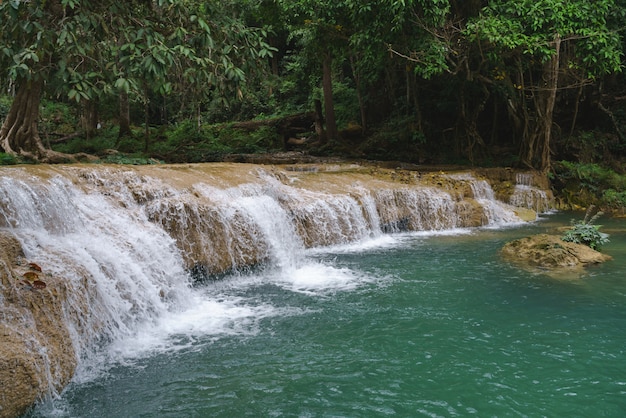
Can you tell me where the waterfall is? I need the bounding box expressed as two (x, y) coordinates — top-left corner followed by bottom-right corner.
(0, 172), (192, 351)
(372, 187), (460, 232)
(0, 164), (545, 406)
(510, 172), (553, 214)
(448, 173), (523, 225)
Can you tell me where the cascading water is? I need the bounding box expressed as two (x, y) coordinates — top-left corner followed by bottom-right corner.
(510, 172), (553, 214)
(448, 173), (524, 225)
(0, 164), (549, 414)
(372, 187), (460, 232)
(0, 172), (192, 356)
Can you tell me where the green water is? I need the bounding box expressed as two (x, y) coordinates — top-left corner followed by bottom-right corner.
(33, 214), (626, 417)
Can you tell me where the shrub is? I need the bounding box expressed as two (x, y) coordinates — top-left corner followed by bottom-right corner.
(0, 152), (17, 165)
(553, 161), (626, 210)
(561, 206), (610, 251)
(602, 189), (626, 210)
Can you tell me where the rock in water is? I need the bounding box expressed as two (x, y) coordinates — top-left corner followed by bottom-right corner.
(501, 234), (612, 273)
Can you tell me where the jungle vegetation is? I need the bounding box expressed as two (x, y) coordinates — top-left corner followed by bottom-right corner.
(1, 0), (626, 210)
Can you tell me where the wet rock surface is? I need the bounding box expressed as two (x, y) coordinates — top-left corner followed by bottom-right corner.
(0, 162), (555, 415)
(0, 232), (78, 418)
(501, 234), (612, 272)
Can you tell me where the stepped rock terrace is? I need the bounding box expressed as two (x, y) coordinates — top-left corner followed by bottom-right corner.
(0, 163), (552, 417)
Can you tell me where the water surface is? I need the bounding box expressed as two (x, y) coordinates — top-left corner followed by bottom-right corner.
(31, 214), (626, 417)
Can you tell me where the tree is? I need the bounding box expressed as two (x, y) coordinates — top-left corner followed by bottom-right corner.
(0, 0), (274, 161)
(0, 0), (69, 161)
(276, 0), (350, 143)
(466, 0), (623, 171)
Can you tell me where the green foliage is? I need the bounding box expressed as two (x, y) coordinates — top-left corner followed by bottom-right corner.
(0, 0), (275, 128)
(379, 0), (453, 79)
(153, 120), (281, 162)
(560, 131), (612, 164)
(1, 0), (624, 170)
(216, 126), (280, 154)
(466, 0), (622, 76)
(98, 154), (162, 165)
(555, 161), (626, 191)
(51, 126), (117, 155)
(0, 152), (18, 165)
(553, 160), (626, 210)
(357, 114), (424, 162)
(602, 188), (626, 209)
(561, 206), (610, 250)
(0, 95), (11, 122)
(39, 100), (78, 140)
(329, 81), (360, 129)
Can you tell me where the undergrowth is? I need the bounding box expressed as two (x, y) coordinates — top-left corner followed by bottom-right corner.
(552, 161), (626, 211)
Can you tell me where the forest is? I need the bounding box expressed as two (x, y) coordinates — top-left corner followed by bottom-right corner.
(1, 0), (626, 210)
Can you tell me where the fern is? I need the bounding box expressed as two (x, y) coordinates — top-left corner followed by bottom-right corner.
(561, 205), (610, 251)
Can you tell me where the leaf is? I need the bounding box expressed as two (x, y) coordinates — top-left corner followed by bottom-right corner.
(114, 77), (130, 93)
(32, 280), (47, 290)
(28, 262), (42, 272)
(198, 17), (211, 33)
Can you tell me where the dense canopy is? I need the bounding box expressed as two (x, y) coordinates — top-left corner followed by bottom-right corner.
(1, 0), (625, 173)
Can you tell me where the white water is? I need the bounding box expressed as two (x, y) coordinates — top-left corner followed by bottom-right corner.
(447, 173), (524, 226)
(510, 173), (552, 214)
(0, 174), (192, 367)
(0, 166), (543, 388)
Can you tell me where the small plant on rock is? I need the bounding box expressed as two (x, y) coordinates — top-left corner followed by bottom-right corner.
(561, 205), (610, 251)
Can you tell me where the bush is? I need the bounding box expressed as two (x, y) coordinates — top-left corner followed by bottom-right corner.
(52, 126), (118, 155)
(358, 115), (425, 162)
(602, 189), (626, 210)
(38, 100), (79, 146)
(159, 120), (282, 162)
(99, 154), (162, 165)
(561, 206), (610, 251)
(0, 152), (18, 165)
(553, 161), (626, 210)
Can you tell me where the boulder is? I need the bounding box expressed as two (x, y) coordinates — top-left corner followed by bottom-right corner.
(501, 234), (612, 273)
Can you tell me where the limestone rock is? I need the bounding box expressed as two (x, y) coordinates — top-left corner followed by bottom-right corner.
(501, 234), (612, 271)
(0, 163), (556, 415)
(0, 232), (78, 418)
(512, 207), (538, 222)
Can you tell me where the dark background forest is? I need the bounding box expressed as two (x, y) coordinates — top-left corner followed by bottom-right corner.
(2, 0), (626, 211)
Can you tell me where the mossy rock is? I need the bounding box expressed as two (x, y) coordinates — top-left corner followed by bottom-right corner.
(501, 234), (612, 271)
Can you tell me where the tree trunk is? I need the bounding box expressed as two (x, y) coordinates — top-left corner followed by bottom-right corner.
(568, 84), (584, 137)
(521, 34), (561, 172)
(0, 79), (71, 162)
(322, 53), (338, 142)
(408, 70), (423, 132)
(457, 80), (488, 164)
(349, 55), (367, 132)
(82, 99), (100, 139)
(314, 99), (326, 144)
(144, 88), (150, 152)
(0, 79), (46, 159)
(539, 34), (561, 172)
(118, 90), (131, 139)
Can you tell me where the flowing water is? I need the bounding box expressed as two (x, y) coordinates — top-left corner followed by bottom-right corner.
(2, 165), (624, 417)
(24, 217), (626, 417)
